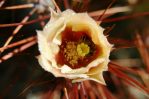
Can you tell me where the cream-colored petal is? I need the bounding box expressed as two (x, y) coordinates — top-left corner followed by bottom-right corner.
(38, 55), (64, 77)
(87, 58), (105, 68)
(38, 55), (52, 73)
(62, 9), (75, 18)
(66, 11), (112, 57)
(66, 74), (89, 79)
(65, 12), (103, 44)
(60, 58), (105, 74)
(61, 65), (72, 73)
(58, 11), (112, 74)
(37, 9), (112, 84)
(72, 73), (106, 85)
(64, 11), (112, 58)
(48, 8), (60, 23)
(87, 60), (109, 75)
(38, 55), (89, 80)
(72, 78), (87, 83)
(43, 17), (65, 44)
(88, 73), (106, 85)
(37, 31), (54, 60)
(37, 31), (59, 68)
(48, 9), (75, 45)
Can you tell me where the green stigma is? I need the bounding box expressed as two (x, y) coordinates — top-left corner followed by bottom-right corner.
(77, 43), (90, 57)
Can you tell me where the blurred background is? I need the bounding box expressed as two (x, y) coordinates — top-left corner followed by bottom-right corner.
(0, 0), (149, 99)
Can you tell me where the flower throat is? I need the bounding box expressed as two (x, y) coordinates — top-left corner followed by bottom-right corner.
(56, 27), (100, 69)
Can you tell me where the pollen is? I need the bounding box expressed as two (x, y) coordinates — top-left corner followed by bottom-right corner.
(64, 41), (90, 67)
(64, 42), (78, 66)
(56, 27), (100, 69)
(77, 43), (90, 57)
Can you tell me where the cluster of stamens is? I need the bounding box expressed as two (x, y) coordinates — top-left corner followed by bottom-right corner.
(64, 41), (90, 66)
(56, 27), (99, 69)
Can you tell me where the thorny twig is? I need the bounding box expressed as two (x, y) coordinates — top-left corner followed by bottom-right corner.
(0, 8), (36, 54)
(0, 40), (37, 63)
(0, 36), (36, 51)
(0, 3), (34, 10)
(135, 33), (149, 73)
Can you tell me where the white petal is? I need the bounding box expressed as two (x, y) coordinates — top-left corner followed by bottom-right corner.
(60, 58), (105, 74)
(37, 31), (54, 60)
(88, 72), (106, 85)
(38, 55), (64, 77)
(61, 65), (72, 73)
(72, 73), (106, 85)
(43, 17), (65, 43)
(37, 9), (113, 84)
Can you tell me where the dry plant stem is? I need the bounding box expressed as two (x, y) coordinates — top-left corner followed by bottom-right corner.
(109, 64), (149, 96)
(104, 24), (115, 35)
(2, 11), (149, 28)
(96, 84), (106, 99)
(72, 83), (79, 99)
(18, 73), (49, 97)
(64, 87), (69, 99)
(122, 81), (142, 99)
(110, 62), (139, 75)
(1, 8), (36, 54)
(96, 84), (116, 99)
(107, 37), (135, 49)
(38, 15), (45, 27)
(84, 81), (98, 99)
(0, 15), (50, 28)
(97, 0), (115, 21)
(0, 3), (34, 10)
(0, 0), (5, 7)
(108, 37), (134, 45)
(135, 33), (149, 73)
(63, 0), (70, 9)
(17, 15), (45, 97)
(112, 45), (135, 52)
(0, 6), (131, 27)
(137, 70), (149, 88)
(122, 81), (137, 99)
(0, 36), (36, 51)
(0, 40), (37, 63)
(89, 6), (130, 17)
(103, 87), (116, 99)
(49, 86), (61, 99)
(102, 11), (149, 23)
(111, 76), (126, 98)
(80, 82), (87, 99)
(51, 0), (61, 12)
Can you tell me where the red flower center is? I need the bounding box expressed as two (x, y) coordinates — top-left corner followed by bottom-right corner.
(56, 27), (100, 69)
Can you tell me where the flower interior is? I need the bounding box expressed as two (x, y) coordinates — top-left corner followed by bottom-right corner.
(56, 27), (100, 69)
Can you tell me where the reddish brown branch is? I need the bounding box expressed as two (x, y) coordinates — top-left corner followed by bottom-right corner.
(97, 0), (116, 21)
(135, 33), (149, 73)
(0, 15), (50, 28)
(1, 8), (36, 54)
(109, 62), (139, 75)
(0, 3), (34, 10)
(109, 64), (149, 96)
(52, 0), (61, 12)
(63, 0), (70, 9)
(102, 12), (149, 23)
(0, 40), (37, 63)
(0, 36), (36, 51)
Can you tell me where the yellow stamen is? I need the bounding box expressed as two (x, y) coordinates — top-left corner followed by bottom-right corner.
(64, 42), (90, 67)
(64, 42), (78, 66)
(77, 43), (90, 57)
